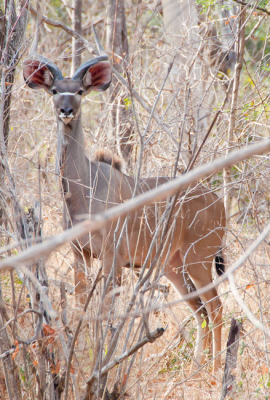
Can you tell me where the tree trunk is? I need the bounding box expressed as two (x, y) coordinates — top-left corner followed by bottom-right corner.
(0, 0), (29, 235)
(223, 8), (246, 217)
(1, 0), (28, 146)
(106, 0), (133, 164)
(161, 0), (203, 165)
(71, 0), (82, 75)
(161, 0), (236, 166)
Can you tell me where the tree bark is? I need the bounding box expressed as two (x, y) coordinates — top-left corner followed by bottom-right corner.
(223, 8), (246, 217)
(106, 0), (133, 163)
(161, 0), (203, 165)
(71, 0), (82, 75)
(0, 283), (22, 399)
(220, 318), (241, 400)
(0, 0), (28, 235)
(1, 0), (29, 146)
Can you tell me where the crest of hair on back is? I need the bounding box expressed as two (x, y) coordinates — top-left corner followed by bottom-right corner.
(94, 149), (124, 172)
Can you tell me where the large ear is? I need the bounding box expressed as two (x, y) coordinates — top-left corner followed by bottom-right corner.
(82, 61), (112, 92)
(23, 60), (54, 91)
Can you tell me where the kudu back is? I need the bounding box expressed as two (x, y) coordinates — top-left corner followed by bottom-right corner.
(23, 34), (226, 372)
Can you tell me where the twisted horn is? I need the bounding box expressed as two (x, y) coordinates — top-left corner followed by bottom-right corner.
(72, 26), (109, 81)
(92, 24), (108, 58)
(25, 54), (64, 81)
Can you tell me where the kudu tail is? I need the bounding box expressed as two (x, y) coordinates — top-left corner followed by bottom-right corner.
(215, 247), (225, 276)
(94, 149), (124, 172)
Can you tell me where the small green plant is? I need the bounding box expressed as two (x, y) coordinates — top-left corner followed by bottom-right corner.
(201, 319), (207, 329)
(239, 341), (246, 356)
(196, 0), (217, 13)
(123, 97), (132, 110)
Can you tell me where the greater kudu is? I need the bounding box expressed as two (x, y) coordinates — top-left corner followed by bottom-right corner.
(23, 33), (226, 372)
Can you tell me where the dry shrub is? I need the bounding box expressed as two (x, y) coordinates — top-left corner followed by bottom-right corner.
(1, 0), (270, 399)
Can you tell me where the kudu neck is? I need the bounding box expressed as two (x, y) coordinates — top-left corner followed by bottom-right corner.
(58, 112), (83, 143)
(56, 112), (89, 177)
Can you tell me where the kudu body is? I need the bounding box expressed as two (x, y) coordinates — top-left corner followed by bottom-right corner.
(23, 36), (226, 372)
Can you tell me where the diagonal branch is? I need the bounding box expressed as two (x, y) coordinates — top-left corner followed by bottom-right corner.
(232, 0), (270, 15)
(29, 6), (96, 54)
(82, 327), (165, 400)
(0, 140), (269, 274)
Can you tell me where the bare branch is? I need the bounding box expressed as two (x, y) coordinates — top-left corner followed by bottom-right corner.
(28, 6), (180, 149)
(82, 221), (270, 323)
(220, 319), (242, 400)
(1, 308), (42, 331)
(232, 0), (270, 15)
(0, 140), (269, 273)
(224, 8), (246, 216)
(64, 268), (102, 400)
(29, 6), (96, 54)
(82, 327), (165, 400)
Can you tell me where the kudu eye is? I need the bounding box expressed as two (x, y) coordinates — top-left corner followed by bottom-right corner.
(77, 89), (84, 95)
(52, 89), (58, 95)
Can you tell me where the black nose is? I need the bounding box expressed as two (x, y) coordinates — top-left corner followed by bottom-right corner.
(60, 108), (73, 116)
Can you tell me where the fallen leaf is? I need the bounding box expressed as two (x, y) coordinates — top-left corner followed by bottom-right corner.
(246, 283), (254, 290)
(261, 364), (269, 374)
(122, 373), (128, 386)
(43, 324), (57, 343)
(11, 341), (19, 360)
(43, 324), (56, 336)
(137, 369), (142, 378)
(225, 15), (237, 25)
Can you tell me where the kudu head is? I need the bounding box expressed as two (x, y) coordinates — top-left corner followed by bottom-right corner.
(23, 32), (112, 126)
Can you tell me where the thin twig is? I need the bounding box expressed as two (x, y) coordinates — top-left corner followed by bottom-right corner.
(224, 7), (246, 216)
(29, 6), (96, 54)
(28, 6), (179, 150)
(232, 0), (270, 15)
(0, 140), (269, 273)
(63, 268), (102, 400)
(0, 308), (42, 331)
(186, 70), (234, 172)
(75, 222), (270, 324)
(82, 327), (165, 399)
(113, 67), (179, 147)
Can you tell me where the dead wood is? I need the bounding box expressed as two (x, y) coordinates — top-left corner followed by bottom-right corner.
(220, 318), (242, 400)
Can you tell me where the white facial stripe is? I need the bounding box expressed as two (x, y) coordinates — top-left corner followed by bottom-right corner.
(58, 92), (77, 96)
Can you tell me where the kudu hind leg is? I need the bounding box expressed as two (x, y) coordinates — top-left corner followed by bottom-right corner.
(192, 278), (223, 372)
(165, 252), (210, 371)
(187, 256), (223, 372)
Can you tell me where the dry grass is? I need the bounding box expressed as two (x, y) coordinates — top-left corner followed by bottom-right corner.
(1, 1), (270, 399)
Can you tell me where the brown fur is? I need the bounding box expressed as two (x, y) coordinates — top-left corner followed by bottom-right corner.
(94, 149), (124, 172)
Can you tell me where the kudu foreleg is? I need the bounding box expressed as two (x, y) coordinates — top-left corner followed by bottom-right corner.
(165, 252), (210, 371)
